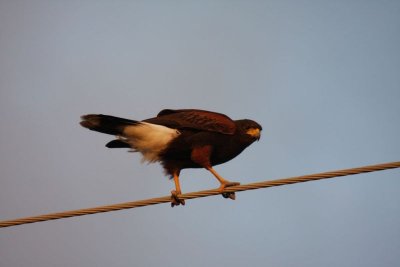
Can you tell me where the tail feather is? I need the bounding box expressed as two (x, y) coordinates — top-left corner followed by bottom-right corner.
(81, 114), (180, 162)
(80, 114), (138, 135)
(106, 139), (131, 148)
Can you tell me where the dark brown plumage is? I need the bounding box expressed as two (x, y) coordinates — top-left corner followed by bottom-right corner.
(80, 109), (262, 206)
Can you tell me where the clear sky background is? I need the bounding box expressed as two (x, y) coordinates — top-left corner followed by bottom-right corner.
(1, 1), (399, 266)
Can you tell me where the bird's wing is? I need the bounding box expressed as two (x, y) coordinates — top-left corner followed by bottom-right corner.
(144, 109), (236, 135)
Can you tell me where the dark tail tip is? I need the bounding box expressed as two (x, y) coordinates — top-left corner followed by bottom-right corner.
(80, 114), (122, 135)
(80, 114), (138, 136)
(80, 114), (100, 129)
(80, 114), (105, 130)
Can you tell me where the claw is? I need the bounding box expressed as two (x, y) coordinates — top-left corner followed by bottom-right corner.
(219, 181), (240, 200)
(171, 190), (185, 207)
(222, 192), (236, 200)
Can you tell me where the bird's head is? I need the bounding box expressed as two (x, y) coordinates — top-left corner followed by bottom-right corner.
(235, 119), (262, 142)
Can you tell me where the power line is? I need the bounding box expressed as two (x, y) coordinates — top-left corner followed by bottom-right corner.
(1, 161), (399, 228)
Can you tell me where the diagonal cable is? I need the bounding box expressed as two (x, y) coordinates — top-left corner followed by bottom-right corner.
(1, 161), (399, 228)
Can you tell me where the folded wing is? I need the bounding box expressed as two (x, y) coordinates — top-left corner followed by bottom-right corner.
(145, 109), (236, 135)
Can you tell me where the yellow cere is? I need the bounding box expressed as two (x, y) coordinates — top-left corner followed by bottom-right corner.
(246, 128), (261, 138)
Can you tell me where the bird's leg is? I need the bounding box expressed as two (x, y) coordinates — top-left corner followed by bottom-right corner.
(206, 166), (240, 200)
(191, 146), (239, 200)
(171, 172), (185, 207)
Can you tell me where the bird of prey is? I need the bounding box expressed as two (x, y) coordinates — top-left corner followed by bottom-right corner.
(80, 109), (262, 206)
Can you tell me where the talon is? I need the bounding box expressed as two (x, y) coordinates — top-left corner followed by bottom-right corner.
(218, 181), (240, 191)
(219, 181), (239, 200)
(222, 192), (236, 200)
(171, 190), (185, 207)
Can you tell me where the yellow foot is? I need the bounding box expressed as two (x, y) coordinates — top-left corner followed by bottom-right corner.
(219, 181), (240, 200)
(171, 190), (185, 207)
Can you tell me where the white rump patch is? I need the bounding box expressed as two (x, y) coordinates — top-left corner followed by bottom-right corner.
(120, 122), (180, 163)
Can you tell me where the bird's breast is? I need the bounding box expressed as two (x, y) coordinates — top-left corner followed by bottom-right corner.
(160, 131), (254, 169)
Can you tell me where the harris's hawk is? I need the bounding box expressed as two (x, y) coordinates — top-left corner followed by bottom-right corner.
(80, 109), (262, 206)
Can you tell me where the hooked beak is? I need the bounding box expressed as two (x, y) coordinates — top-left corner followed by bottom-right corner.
(246, 128), (261, 141)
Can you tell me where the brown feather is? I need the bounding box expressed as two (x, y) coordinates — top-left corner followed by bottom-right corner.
(145, 109), (236, 135)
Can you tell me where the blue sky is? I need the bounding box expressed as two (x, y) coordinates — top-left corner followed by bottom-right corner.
(1, 1), (399, 267)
